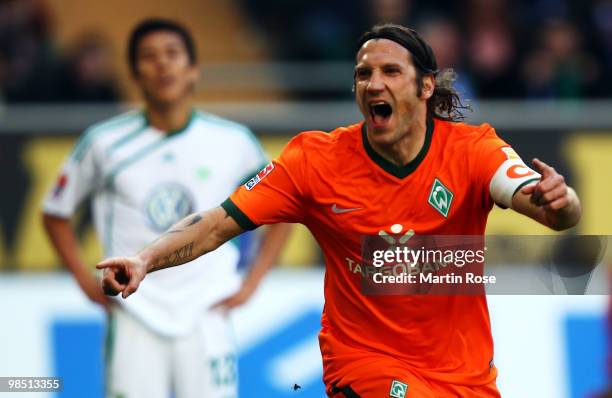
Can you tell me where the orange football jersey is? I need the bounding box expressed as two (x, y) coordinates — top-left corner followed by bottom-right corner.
(223, 117), (531, 395)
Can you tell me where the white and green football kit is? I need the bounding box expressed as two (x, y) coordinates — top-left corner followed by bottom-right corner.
(44, 110), (268, 398)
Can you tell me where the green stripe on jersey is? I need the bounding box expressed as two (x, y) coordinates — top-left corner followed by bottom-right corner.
(105, 122), (148, 156)
(72, 111), (144, 162)
(105, 132), (185, 190)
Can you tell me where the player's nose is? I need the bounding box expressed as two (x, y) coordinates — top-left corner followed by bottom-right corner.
(155, 55), (171, 72)
(366, 71), (385, 92)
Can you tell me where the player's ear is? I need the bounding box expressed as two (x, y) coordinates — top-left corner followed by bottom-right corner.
(185, 64), (199, 93)
(421, 75), (435, 100)
(188, 64), (199, 84)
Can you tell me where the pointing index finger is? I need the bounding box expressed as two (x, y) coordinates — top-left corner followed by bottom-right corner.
(532, 158), (554, 178)
(96, 257), (125, 270)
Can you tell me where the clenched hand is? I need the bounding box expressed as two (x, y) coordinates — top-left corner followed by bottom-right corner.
(96, 256), (148, 299)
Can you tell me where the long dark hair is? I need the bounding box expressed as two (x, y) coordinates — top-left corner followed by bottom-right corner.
(357, 24), (470, 122)
(421, 68), (470, 122)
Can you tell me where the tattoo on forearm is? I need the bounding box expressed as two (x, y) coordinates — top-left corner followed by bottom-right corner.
(187, 214), (202, 226)
(156, 215), (202, 240)
(155, 241), (195, 268)
(150, 213), (203, 249)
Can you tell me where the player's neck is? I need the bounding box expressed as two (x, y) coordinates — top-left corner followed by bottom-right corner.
(146, 101), (193, 134)
(373, 118), (427, 167)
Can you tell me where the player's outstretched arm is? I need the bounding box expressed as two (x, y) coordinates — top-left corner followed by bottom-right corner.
(511, 158), (582, 231)
(96, 206), (244, 298)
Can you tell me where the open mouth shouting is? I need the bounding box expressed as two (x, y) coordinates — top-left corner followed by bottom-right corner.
(368, 101), (393, 128)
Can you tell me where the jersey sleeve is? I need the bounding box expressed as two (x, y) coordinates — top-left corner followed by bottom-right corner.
(221, 134), (308, 230)
(473, 125), (541, 209)
(42, 132), (100, 218)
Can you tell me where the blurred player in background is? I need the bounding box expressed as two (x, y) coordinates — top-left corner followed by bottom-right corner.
(42, 18), (288, 398)
(96, 24), (581, 397)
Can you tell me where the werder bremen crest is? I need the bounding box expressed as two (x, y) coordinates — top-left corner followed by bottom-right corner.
(389, 379), (408, 398)
(428, 178), (453, 217)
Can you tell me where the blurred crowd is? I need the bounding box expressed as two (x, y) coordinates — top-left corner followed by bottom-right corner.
(240, 0), (612, 99)
(1, 0), (611, 103)
(0, 0), (119, 104)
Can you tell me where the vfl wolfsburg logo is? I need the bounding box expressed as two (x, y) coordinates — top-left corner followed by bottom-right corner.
(428, 178), (453, 218)
(389, 379), (408, 398)
(145, 183), (194, 232)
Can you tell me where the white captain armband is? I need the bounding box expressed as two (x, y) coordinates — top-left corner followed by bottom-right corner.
(489, 148), (541, 208)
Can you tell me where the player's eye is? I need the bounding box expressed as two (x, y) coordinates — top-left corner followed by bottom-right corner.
(355, 69), (371, 80)
(167, 47), (180, 59)
(384, 66), (401, 75)
(139, 52), (156, 62)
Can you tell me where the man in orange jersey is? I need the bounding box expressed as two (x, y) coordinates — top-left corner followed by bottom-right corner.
(96, 24), (582, 397)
